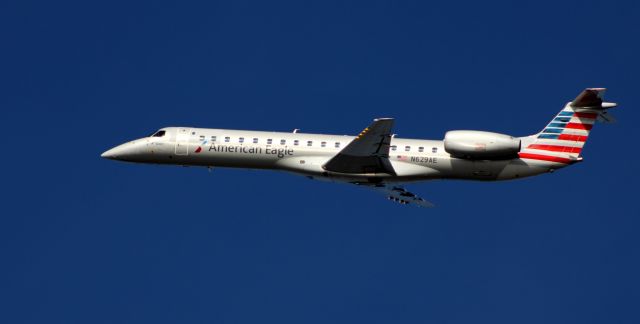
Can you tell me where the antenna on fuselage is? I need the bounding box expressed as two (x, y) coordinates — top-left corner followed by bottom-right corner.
(293, 129), (300, 133)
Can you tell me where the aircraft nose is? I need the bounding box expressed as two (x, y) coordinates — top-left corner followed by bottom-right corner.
(101, 146), (123, 160)
(101, 140), (152, 162)
(101, 142), (137, 160)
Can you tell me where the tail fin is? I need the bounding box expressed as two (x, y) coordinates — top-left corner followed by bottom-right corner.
(519, 88), (617, 164)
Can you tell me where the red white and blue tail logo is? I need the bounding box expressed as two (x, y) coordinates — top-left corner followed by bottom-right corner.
(519, 106), (599, 164)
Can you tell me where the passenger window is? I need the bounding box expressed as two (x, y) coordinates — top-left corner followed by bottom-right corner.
(199, 135), (205, 141)
(307, 141), (313, 146)
(267, 139), (272, 145)
(280, 139), (286, 145)
(294, 140), (299, 146)
(418, 147), (424, 152)
(432, 147), (438, 153)
(191, 131), (196, 135)
(225, 136), (230, 143)
(405, 146), (410, 152)
(211, 136), (216, 142)
(391, 145), (397, 151)
(321, 141), (326, 147)
(239, 137), (244, 143)
(335, 142), (340, 148)
(253, 138), (258, 144)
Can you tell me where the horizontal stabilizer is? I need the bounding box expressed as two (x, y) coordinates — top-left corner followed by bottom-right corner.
(571, 88), (617, 109)
(597, 110), (617, 124)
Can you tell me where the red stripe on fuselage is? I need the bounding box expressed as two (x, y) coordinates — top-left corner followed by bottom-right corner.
(527, 144), (581, 153)
(558, 134), (588, 142)
(518, 152), (572, 164)
(565, 123), (593, 130)
(574, 112), (598, 119)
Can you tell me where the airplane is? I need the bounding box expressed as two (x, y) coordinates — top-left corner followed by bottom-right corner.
(101, 88), (617, 207)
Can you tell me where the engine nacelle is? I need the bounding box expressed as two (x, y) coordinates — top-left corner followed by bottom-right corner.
(444, 130), (520, 160)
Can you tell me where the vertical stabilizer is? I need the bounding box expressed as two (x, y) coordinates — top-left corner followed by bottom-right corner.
(519, 88), (616, 165)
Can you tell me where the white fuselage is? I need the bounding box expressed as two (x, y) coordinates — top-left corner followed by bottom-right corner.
(102, 127), (561, 184)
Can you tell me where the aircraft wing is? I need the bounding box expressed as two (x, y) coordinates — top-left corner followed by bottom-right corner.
(323, 118), (396, 174)
(356, 183), (434, 208)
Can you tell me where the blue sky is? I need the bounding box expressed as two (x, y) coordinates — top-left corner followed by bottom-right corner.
(2, 1), (639, 323)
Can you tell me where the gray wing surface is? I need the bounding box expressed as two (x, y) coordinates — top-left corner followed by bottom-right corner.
(323, 118), (396, 174)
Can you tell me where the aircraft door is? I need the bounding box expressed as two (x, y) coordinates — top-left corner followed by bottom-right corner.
(175, 128), (190, 155)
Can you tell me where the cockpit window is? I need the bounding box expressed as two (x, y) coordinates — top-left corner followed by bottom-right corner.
(151, 130), (166, 137)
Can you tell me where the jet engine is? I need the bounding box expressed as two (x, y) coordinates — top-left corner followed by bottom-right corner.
(444, 130), (520, 160)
